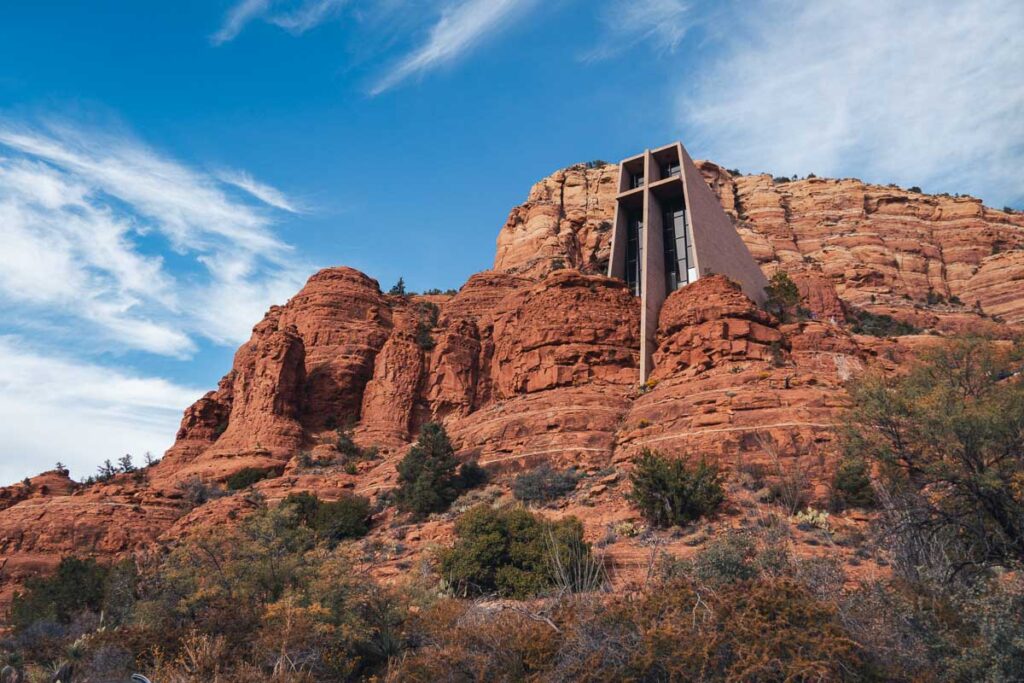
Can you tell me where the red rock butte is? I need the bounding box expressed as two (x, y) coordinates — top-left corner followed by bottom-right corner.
(1, 152), (1023, 606)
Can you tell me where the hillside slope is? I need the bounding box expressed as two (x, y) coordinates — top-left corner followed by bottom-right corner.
(2, 160), (1022, 607)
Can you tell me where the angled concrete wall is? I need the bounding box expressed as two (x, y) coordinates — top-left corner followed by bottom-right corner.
(679, 144), (768, 306)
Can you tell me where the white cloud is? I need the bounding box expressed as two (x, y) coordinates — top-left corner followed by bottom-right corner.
(682, 0), (1024, 207)
(270, 0), (348, 33)
(212, 0), (346, 44)
(218, 168), (304, 213)
(585, 0), (691, 61)
(370, 0), (539, 95)
(212, 0), (272, 45)
(0, 336), (204, 484)
(0, 119), (310, 355)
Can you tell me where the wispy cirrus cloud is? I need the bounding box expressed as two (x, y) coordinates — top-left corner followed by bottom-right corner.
(585, 0), (691, 61)
(0, 336), (204, 483)
(0, 118), (310, 355)
(682, 0), (1024, 207)
(212, 0), (541, 95)
(211, 0), (347, 45)
(218, 168), (306, 213)
(370, 0), (539, 95)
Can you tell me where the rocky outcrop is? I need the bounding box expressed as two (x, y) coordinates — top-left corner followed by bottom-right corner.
(493, 164), (618, 278)
(161, 313), (307, 483)
(278, 267), (392, 429)
(3, 158), (1023, 611)
(490, 271), (639, 395)
(493, 161), (1024, 325)
(0, 470), (77, 513)
(0, 477), (186, 608)
(618, 276), (860, 498)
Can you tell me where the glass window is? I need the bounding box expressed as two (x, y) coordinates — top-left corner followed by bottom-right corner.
(661, 161), (681, 178)
(661, 200), (690, 291)
(630, 172), (645, 189)
(625, 215), (643, 296)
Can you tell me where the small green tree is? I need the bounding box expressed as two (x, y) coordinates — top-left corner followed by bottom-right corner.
(118, 453), (136, 473)
(512, 464), (579, 504)
(845, 336), (1024, 574)
(388, 277), (406, 296)
(764, 270), (801, 321)
(395, 422), (478, 517)
(627, 449), (724, 527)
(225, 466), (273, 490)
(10, 557), (109, 629)
(830, 455), (875, 510)
(440, 505), (595, 598)
(281, 491), (371, 543)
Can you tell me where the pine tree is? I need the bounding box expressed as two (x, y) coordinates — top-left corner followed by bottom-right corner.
(118, 453), (136, 473)
(395, 422), (462, 517)
(388, 277), (407, 296)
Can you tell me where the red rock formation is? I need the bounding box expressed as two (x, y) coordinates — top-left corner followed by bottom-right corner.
(494, 160), (1024, 325)
(490, 271), (639, 395)
(493, 164), (618, 277)
(0, 470), (77, 513)
(359, 309), (425, 445)
(278, 267), (392, 429)
(2, 159), (1023, 612)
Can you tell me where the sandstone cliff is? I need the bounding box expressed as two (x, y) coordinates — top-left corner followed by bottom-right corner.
(2, 158), (1022, 606)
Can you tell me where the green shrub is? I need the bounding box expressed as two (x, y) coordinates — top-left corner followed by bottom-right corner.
(335, 427), (379, 464)
(691, 533), (759, 585)
(281, 491), (371, 543)
(440, 505), (594, 598)
(627, 449), (724, 527)
(764, 270), (800, 321)
(512, 464), (579, 504)
(830, 455), (875, 510)
(414, 302), (440, 350)
(395, 422), (483, 517)
(225, 467), (273, 490)
(10, 557), (109, 629)
(315, 496), (371, 542)
(846, 336), (1024, 573)
(845, 308), (920, 336)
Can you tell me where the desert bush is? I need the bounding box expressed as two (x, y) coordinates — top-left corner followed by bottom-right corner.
(690, 532), (759, 585)
(414, 302), (440, 350)
(397, 599), (562, 682)
(10, 558), (108, 630)
(440, 505), (595, 598)
(225, 467), (274, 491)
(280, 491), (371, 543)
(845, 335), (1024, 573)
(176, 475), (226, 506)
(395, 422), (484, 517)
(846, 307), (921, 336)
(512, 464), (579, 504)
(830, 454), (875, 511)
(315, 496), (372, 542)
(552, 574), (865, 681)
(627, 449), (724, 527)
(758, 434), (813, 515)
(764, 270), (800, 321)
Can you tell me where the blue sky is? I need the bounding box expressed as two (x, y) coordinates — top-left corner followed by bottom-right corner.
(1, 0), (1022, 483)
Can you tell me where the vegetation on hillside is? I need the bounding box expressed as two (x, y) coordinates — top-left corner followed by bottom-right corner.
(394, 422), (486, 518)
(3, 335), (1024, 681)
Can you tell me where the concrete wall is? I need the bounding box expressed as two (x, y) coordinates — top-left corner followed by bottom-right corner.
(679, 143), (769, 305)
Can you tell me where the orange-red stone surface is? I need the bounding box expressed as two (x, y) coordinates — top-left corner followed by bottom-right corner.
(2, 160), (1022, 609)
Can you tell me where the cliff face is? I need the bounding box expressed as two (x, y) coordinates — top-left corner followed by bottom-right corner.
(494, 161), (1024, 325)
(2, 159), (1023, 605)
